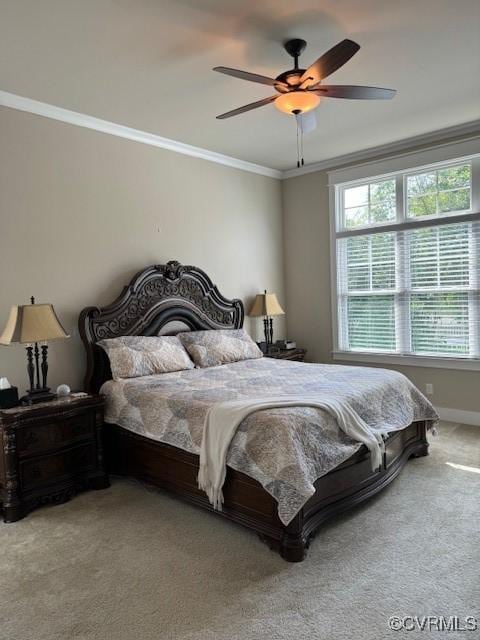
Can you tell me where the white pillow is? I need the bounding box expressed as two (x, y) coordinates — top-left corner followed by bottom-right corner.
(178, 329), (263, 368)
(98, 335), (194, 380)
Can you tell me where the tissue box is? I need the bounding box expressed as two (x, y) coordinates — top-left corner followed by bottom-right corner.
(0, 386), (19, 409)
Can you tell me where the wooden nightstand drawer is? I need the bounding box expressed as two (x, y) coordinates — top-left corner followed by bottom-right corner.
(0, 394), (109, 522)
(17, 412), (95, 457)
(19, 442), (97, 491)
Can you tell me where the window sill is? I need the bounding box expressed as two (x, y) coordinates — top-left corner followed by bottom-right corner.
(332, 351), (480, 371)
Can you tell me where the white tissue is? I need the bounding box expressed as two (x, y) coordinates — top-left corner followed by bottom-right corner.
(0, 377), (11, 390)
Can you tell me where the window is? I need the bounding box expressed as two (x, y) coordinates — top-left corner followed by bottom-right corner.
(332, 152), (480, 367)
(339, 232), (396, 352)
(406, 164), (471, 218)
(344, 178), (396, 228)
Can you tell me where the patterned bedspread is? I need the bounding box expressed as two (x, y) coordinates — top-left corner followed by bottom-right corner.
(101, 358), (438, 524)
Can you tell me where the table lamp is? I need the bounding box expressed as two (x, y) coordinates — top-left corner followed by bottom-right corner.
(249, 290), (285, 351)
(0, 297), (70, 405)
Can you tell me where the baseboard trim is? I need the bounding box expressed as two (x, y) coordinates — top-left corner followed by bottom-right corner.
(436, 406), (480, 426)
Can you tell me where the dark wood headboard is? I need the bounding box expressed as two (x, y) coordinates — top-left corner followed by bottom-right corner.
(79, 260), (244, 393)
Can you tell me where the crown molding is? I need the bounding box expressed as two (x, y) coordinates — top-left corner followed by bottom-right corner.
(283, 119), (480, 179)
(0, 90), (282, 180)
(2, 89), (479, 182)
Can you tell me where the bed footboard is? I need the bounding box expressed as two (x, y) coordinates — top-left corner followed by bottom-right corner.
(103, 420), (428, 562)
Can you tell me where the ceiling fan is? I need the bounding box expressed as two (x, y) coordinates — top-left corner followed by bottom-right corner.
(213, 38), (396, 121)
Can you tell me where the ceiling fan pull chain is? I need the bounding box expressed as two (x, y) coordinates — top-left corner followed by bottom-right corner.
(296, 119), (300, 168)
(301, 127), (305, 166)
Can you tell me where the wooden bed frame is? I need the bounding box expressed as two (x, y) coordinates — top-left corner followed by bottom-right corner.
(79, 260), (429, 562)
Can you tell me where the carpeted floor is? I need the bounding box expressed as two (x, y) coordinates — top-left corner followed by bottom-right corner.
(1, 422), (479, 640)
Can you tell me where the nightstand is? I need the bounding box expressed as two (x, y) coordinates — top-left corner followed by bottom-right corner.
(265, 348), (307, 362)
(0, 394), (109, 523)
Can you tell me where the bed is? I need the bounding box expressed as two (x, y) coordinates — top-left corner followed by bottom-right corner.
(79, 260), (435, 562)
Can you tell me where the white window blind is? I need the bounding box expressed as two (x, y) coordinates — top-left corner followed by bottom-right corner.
(333, 157), (480, 363)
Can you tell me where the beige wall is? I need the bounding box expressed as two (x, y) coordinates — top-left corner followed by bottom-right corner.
(282, 158), (480, 414)
(2, 103), (478, 415)
(0, 106), (284, 392)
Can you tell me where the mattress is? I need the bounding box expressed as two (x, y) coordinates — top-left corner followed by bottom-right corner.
(101, 358), (438, 524)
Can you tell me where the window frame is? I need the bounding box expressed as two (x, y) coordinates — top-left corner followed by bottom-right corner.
(329, 139), (480, 371)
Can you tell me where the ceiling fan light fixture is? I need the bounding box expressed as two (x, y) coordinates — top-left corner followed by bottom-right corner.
(274, 91), (320, 115)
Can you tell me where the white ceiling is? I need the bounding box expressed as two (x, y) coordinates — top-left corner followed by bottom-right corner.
(1, 0), (479, 171)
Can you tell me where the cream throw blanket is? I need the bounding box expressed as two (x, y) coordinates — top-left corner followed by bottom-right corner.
(197, 396), (387, 511)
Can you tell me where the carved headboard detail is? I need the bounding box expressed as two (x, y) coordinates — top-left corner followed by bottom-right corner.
(79, 261), (244, 392)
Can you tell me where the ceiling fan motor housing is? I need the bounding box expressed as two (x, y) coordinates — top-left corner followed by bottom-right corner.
(275, 68), (306, 89)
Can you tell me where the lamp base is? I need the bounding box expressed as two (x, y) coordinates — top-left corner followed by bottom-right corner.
(20, 388), (56, 406)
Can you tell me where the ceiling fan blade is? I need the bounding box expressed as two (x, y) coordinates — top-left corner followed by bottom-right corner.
(216, 95), (278, 119)
(213, 67), (288, 89)
(295, 111), (317, 134)
(311, 85), (396, 99)
(300, 39), (360, 85)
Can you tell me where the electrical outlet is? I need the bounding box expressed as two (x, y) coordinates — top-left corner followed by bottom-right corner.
(426, 383), (434, 396)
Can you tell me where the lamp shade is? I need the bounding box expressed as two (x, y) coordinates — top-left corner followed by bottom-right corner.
(249, 292), (285, 317)
(0, 303), (70, 345)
